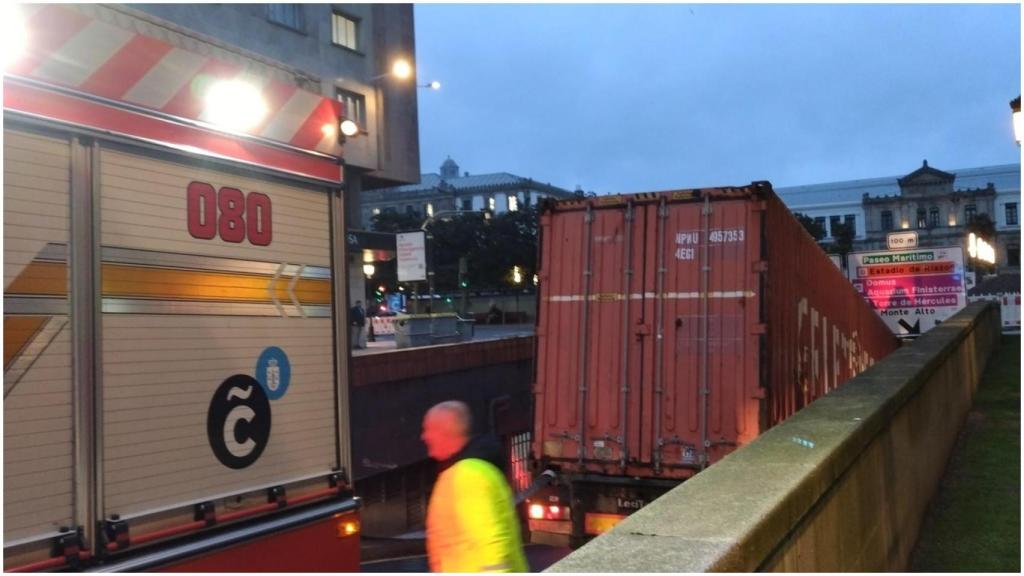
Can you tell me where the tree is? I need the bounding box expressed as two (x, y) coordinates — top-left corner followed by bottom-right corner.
(965, 212), (997, 241)
(794, 212), (826, 241)
(371, 210), (422, 233)
(828, 221), (856, 257)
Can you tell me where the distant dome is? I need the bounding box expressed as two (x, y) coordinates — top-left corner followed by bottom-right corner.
(440, 156), (460, 179)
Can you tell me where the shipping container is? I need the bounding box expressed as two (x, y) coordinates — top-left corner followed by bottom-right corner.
(4, 4), (360, 572)
(527, 183), (899, 546)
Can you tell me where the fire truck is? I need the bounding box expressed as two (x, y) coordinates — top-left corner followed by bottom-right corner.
(4, 4), (361, 571)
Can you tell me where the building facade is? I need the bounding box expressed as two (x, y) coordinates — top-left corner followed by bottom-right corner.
(127, 3), (421, 301)
(361, 157), (577, 228)
(776, 162), (1021, 271)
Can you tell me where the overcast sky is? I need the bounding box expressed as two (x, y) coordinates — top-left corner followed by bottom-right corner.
(413, 3), (1021, 194)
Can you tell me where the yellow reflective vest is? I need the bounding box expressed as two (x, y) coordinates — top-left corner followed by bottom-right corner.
(426, 457), (528, 573)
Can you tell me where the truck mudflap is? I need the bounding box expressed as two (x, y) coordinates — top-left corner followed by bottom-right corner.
(87, 497), (362, 572)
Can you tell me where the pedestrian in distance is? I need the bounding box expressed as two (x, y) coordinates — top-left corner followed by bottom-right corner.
(349, 300), (367, 349)
(421, 401), (527, 573)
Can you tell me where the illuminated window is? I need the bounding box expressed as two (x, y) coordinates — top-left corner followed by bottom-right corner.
(336, 89), (366, 128)
(508, 195), (519, 212)
(426, 203), (434, 217)
(488, 197), (496, 211)
(372, 207), (381, 215)
(948, 211), (957, 226)
(917, 209), (927, 229)
(332, 12), (359, 51)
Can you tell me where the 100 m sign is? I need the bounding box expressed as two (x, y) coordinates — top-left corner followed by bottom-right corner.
(187, 182), (272, 245)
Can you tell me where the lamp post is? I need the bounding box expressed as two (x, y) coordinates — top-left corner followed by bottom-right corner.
(1011, 96), (1021, 146)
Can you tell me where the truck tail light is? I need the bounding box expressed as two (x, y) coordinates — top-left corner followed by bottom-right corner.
(527, 501), (569, 520)
(334, 514), (360, 538)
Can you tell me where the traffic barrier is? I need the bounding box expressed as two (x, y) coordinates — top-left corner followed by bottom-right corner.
(371, 316), (396, 336)
(969, 292), (1020, 333)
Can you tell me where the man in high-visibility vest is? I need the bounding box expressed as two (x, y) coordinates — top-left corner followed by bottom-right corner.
(421, 401), (527, 573)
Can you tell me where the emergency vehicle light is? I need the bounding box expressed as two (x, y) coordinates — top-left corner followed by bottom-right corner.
(2, 4), (26, 69)
(204, 79), (267, 131)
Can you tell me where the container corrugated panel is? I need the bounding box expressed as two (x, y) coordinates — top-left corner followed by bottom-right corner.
(533, 184), (898, 480)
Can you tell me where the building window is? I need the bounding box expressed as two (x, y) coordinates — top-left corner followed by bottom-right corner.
(461, 198), (472, 211)
(426, 203), (434, 218)
(336, 89), (366, 129)
(384, 207), (396, 215)
(829, 215), (841, 237)
(508, 194), (519, 212)
(929, 207), (939, 229)
(267, 4), (304, 31)
(332, 12), (359, 51)
(1006, 202), (1018, 226)
(405, 205), (416, 216)
(881, 210), (893, 231)
(948, 211), (957, 227)
(814, 216), (827, 235)
(488, 197), (496, 211)
(843, 214), (856, 234)
(965, 204), (977, 223)
(1009, 246), (1020, 267)
(917, 209), (927, 229)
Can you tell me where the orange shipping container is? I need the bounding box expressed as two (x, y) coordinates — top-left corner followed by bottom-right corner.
(529, 182), (898, 545)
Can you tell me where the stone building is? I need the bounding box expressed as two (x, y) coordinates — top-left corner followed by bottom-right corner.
(776, 162), (1020, 272)
(361, 157), (577, 228)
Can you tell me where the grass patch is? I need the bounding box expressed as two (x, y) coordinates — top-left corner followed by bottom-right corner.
(910, 335), (1020, 572)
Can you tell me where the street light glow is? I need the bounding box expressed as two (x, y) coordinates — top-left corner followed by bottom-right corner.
(204, 79), (267, 131)
(391, 59), (412, 79)
(340, 119), (360, 137)
(2, 4), (27, 70)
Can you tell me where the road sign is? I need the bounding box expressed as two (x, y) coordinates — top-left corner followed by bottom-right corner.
(396, 231), (427, 282)
(848, 246), (966, 337)
(886, 231), (919, 250)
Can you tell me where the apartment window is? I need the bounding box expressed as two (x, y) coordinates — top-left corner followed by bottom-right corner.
(488, 197), (496, 211)
(1006, 202), (1018, 226)
(461, 198), (472, 211)
(829, 215), (841, 237)
(814, 216), (827, 235)
(332, 12), (359, 51)
(267, 4), (304, 31)
(929, 207), (939, 229)
(426, 203), (434, 218)
(508, 194), (519, 212)
(843, 214), (856, 234)
(336, 89), (366, 128)
(881, 210), (893, 231)
(917, 209), (927, 229)
(1009, 246), (1020, 267)
(965, 204), (977, 223)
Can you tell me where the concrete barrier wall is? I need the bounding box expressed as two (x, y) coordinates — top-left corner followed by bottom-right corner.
(548, 302), (1001, 572)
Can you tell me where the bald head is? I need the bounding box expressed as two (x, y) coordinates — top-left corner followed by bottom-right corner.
(421, 401), (472, 461)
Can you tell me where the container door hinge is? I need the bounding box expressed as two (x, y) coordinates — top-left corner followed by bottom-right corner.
(194, 501), (217, 527)
(104, 515), (130, 550)
(268, 485), (287, 508)
(54, 526), (86, 569)
(751, 323), (767, 335)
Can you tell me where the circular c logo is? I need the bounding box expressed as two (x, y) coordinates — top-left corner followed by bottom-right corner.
(207, 374), (272, 469)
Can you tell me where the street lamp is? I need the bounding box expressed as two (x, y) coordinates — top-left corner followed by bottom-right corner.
(1011, 96), (1022, 145)
(420, 80), (442, 90)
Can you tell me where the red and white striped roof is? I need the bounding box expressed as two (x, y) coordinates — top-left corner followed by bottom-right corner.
(4, 4), (345, 182)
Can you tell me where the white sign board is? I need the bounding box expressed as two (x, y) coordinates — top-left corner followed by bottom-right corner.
(848, 246), (967, 337)
(396, 231), (427, 282)
(886, 231), (919, 250)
